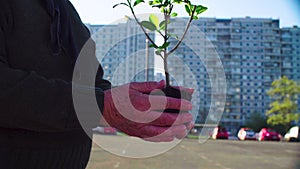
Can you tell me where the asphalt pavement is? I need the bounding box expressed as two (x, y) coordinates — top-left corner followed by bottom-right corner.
(87, 135), (300, 169)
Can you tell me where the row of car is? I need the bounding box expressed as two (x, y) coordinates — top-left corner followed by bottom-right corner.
(211, 126), (300, 142)
(92, 125), (300, 142)
(92, 126), (117, 135)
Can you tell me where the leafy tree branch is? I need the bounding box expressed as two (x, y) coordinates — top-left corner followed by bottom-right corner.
(114, 0), (207, 86)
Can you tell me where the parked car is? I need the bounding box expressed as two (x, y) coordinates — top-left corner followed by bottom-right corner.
(211, 126), (229, 139)
(190, 128), (198, 135)
(237, 128), (256, 140)
(284, 126), (300, 142)
(92, 126), (117, 135)
(227, 131), (239, 140)
(257, 128), (281, 141)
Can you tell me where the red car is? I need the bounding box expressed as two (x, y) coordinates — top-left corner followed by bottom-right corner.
(211, 126), (229, 139)
(238, 128), (256, 140)
(258, 128), (281, 141)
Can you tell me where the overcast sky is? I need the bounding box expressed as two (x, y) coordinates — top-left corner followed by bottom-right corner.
(69, 0), (300, 27)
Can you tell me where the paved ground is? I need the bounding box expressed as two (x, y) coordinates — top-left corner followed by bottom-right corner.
(86, 135), (300, 169)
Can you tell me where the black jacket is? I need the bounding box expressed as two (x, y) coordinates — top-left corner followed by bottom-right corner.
(0, 0), (110, 168)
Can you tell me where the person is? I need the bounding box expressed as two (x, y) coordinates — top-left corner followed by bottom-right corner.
(0, 0), (194, 169)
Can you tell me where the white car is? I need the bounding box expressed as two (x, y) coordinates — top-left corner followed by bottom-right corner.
(237, 128), (256, 141)
(284, 126), (299, 142)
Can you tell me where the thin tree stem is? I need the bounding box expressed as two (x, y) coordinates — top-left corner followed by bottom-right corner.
(167, 7), (196, 55)
(164, 12), (170, 87)
(128, 3), (158, 48)
(157, 30), (166, 39)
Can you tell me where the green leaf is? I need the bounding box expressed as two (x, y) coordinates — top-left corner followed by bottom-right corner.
(193, 16), (199, 20)
(140, 21), (157, 31)
(173, 0), (182, 4)
(162, 0), (169, 7)
(171, 12), (178, 17)
(133, 0), (145, 7)
(155, 50), (162, 55)
(185, 5), (191, 15)
(152, 4), (165, 8)
(168, 33), (179, 40)
(159, 21), (166, 29)
(151, 0), (163, 4)
(149, 44), (157, 48)
(161, 42), (171, 49)
(196, 5), (208, 14)
(190, 5), (195, 13)
(159, 20), (170, 30)
(149, 14), (160, 29)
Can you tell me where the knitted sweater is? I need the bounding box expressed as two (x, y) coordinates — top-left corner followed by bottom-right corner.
(0, 0), (110, 168)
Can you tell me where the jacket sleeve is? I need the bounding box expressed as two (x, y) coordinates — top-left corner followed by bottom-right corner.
(67, 0), (112, 91)
(0, 1), (105, 132)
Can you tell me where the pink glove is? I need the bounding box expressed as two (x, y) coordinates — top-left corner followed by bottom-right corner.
(101, 81), (194, 142)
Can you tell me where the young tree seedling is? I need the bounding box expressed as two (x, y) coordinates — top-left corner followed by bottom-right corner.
(114, 0), (207, 87)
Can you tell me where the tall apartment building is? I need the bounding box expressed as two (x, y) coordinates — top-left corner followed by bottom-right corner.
(281, 26), (300, 114)
(87, 20), (155, 86)
(281, 26), (300, 81)
(167, 17), (283, 133)
(86, 17), (299, 133)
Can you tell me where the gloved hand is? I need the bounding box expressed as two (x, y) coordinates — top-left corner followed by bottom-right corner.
(100, 81), (195, 142)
